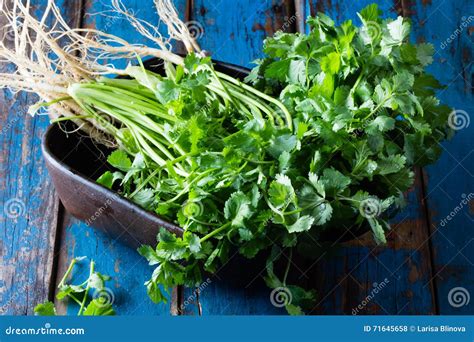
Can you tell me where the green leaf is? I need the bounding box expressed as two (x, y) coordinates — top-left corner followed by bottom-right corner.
(359, 4), (381, 22)
(97, 171), (114, 189)
(132, 189), (155, 209)
(83, 298), (115, 316)
(287, 215), (314, 233)
(268, 174), (295, 209)
(155, 79), (179, 104)
(267, 133), (297, 159)
(416, 43), (434, 66)
(224, 192), (252, 227)
(107, 150), (132, 172)
(88, 272), (110, 291)
(288, 59), (306, 84)
(319, 168), (351, 196)
(393, 71), (414, 92)
(34, 302), (56, 316)
(321, 52), (341, 75)
(185, 232), (202, 254)
(366, 116), (395, 134)
(387, 16), (410, 43)
(138, 245), (161, 265)
(146, 280), (168, 304)
(368, 218), (387, 244)
(264, 59), (291, 82)
(377, 155), (406, 175)
(313, 201), (333, 225)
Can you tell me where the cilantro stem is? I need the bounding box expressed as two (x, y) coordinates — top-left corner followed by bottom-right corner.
(68, 294), (83, 306)
(77, 260), (95, 316)
(59, 258), (78, 288)
(29, 96), (73, 114)
(364, 95), (391, 120)
(162, 168), (217, 204)
(283, 248), (292, 286)
(128, 169), (160, 199)
(200, 222), (232, 243)
(216, 71), (293, 131)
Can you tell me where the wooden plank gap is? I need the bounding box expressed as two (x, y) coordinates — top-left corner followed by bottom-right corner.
(420, 168), (440, 314)
(47, 202), (66, 302)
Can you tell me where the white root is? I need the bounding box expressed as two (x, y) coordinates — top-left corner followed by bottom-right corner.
(0, 0), (201, 146)
(154, 0), (202, 54)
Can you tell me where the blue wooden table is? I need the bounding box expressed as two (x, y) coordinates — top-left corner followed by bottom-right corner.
(0, 0), (473, 315)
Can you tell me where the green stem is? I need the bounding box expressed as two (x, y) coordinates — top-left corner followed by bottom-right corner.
(364, 95), (391, 120)
(283, 248), (292, 286)
(200, 222), (232, 243)
(77, 261), (95, 316)
(216, 71), (293, 131)
(128, 169), (160, 199)
(58, 258), (78, 288)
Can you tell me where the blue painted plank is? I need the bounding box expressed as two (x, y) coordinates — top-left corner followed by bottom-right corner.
(56, 0), (186, 315)
(191, 0), (293, 68)
(0, 90), (58, 315)
(0, 0), (81, 315)
(407, 0), (474, 314)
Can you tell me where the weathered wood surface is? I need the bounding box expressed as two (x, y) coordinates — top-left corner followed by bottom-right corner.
(0, 0), (80, 315)
(0, 0), (472, 316)
(408, 0), (474, 314)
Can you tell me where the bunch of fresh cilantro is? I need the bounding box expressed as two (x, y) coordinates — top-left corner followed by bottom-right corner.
(94, 4), (452, 314)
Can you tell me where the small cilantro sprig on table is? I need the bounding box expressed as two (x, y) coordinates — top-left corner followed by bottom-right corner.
(90, 4), (452, 315)
(34, 257), (115, 316)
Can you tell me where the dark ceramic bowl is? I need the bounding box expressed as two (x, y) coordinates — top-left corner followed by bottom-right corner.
(41, 58), (251, 249)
